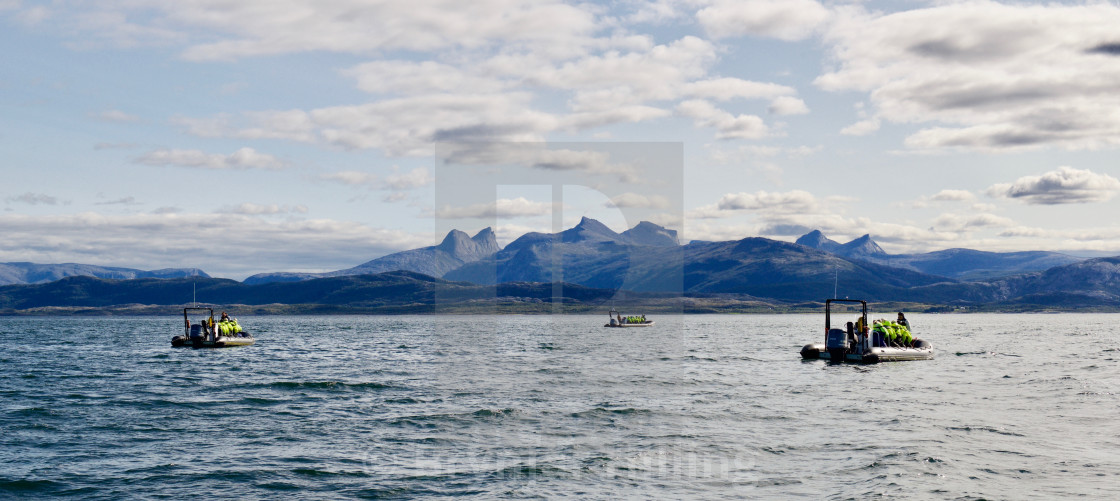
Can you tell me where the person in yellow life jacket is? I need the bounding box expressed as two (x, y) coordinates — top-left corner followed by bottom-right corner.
(216, 312), (243, 336)
(873, 319), (908, 346)
(895, 312), (912, 345)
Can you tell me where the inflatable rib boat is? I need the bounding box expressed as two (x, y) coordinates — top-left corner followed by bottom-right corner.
(604, 309), (654, 328)
(171, 307), (255, 348)
(800, 299), (932, 363)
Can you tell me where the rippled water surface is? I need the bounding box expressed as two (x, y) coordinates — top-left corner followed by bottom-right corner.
(2, 313), (1118, 499)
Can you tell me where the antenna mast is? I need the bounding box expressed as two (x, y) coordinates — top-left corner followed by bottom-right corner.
(833, 265), (838, 299)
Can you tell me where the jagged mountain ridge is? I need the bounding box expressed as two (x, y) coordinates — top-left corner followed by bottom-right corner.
(444, 217), (683, 291)
(243, 227), (499, 285)
(794, 230), (1082, 280)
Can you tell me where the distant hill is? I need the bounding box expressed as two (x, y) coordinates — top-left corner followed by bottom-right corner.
(0, 262), (208, 286)
(3, 257), (1119, 311)
(794, 230), (1082, 279)
(3, 255), (1119, 311)
(243, 227), (499, 284)
(0, 271), (616, 310)
(681, 237), (949, 300)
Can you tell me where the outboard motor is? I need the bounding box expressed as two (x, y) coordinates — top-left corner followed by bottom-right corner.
(826, 328), (848, 362)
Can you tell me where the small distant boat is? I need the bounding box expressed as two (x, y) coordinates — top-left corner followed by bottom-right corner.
(171, 307), (255, 348)
(604, 309), (654, 328)
(800, 299), (932, 363)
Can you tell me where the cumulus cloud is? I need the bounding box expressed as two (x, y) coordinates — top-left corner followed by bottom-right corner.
(839, 118), (879, 136)
(930, 189), (976, 202)
(697, 0), (830, 41)
(220, 203), (309, 215)
(932, 212), (1015, 231)
(768, 96), (809, 116)
(690, 190), (820, 219)
(171, 31), (801, 151)
(0, 212), (429, 279)
(440, 144), (638, 181)
(136, 147), (284, 170)
(817, 1), (1120, 151)
(986, 166), (1120, 205)
(170, 0), (599, 61)
(384, 167), (433, 190)
(606, 193), (670, 209)
(319, 167), (432, 193)
(435, 197), (553, 219)
(683, 78), (796, 102)
(342, 60), (508, 95)
(717, 190), (818, 212)
(186, 94), (556, 157)
(320, 170), (378, 187)
(676, 100), (768, 140)
(910, 189), (976, 208)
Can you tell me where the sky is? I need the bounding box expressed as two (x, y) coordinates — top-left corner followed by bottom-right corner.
(4, 0), (1120, 280)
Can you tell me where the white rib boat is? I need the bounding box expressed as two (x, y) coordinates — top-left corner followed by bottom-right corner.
(800, 299), (932, 363)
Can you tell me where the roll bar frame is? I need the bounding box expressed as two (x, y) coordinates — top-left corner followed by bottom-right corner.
(824, 299), (868, 348)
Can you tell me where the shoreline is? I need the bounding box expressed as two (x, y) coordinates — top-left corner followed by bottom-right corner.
(3, 301), (1118, 316)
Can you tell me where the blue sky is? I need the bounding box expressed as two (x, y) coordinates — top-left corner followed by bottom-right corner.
(3, 0), (1120, 279)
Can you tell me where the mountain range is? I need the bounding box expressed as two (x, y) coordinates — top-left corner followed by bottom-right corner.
(2, 219), (1118, 310)
(242, 228), (499, 284)
(0, 262), (207, 286)
(795, 230), (1082, 280)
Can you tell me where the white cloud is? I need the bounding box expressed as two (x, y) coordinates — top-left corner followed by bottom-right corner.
(175, 33), (801, 149)
(697, 0), (830, 41)
(986, 166), (1120, 205)
(817, 1), (1120, 152)
(440, 144), (638, 181)
(435, 197), (553, 219)
(384, 167), (432, 190)
(931, 189), (976, 202)
(682, 78), (796, 102)
(220, 203), (309, 215)
(169, 0), (598, 61)
(768, 96), (809, 116)
(839, 118), (879, 136)
(689, 190), (821, 219)
(717, 190), (819, 212)
(319, 170), (377, 187)
(342, 60), (508, 95)
(606, 193), (670, 209)
(193, 94), (556, 157)
(910, 189), (976, 208)
(676, 99), (768, 140)
(0, 212), (429, 279)
(320, 167), (432, 192)
(932, 212), (1015, 231)
(136, 147), (284, 170)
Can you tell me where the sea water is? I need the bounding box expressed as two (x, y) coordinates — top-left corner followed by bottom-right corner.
(1, 313), (1118, 499)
